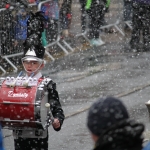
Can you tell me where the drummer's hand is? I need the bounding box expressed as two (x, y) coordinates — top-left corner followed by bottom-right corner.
(52, 118), (60, 129)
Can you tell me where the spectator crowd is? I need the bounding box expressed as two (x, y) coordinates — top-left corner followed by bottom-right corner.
(0, 0), (150, 55)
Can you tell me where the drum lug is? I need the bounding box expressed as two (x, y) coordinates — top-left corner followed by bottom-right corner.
(14, 130), (22, 136)
(35, 129), (44, 136)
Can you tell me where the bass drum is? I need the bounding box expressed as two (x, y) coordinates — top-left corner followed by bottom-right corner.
(0, 78), (50, 130)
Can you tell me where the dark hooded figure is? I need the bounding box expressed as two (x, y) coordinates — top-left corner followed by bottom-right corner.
(123, 0), (133, 30)
(87, 97), (145, 150)
(84, 0), (107, 46)
(130, 0), (150, 52)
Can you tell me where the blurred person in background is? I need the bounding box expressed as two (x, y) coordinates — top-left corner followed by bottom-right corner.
(85, 0), (107, 46)
(79, 0), (111, 34)
(30, 0), (73, 41)
(79, 0), (86, 33)
(130, 0), (150, 52)
(33, 0), (59, 44)
(123, 0), (133, 31)
(14, 8), (29, 47)
(59, 0), (73, 38)
(87, 96), (147, 150)
(40, 0), (59, 44)
(105, 0), (111, 12)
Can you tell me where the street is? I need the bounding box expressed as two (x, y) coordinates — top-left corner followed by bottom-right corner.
(3, 43), (150, 149)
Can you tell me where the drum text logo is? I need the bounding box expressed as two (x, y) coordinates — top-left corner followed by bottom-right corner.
(8, 91), (28, 98)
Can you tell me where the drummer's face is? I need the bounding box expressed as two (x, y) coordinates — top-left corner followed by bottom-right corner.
(23, 60), (44, 76)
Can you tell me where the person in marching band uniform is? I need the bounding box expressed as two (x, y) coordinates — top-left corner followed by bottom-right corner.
(13, 12), (65, 150)
(14, 45), (64, 150)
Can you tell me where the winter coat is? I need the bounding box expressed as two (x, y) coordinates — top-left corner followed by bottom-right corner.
(143, 142), (150, 150)
(41, 0), (59, 20)
(14, 14), (29, 40)
(93, 119), (144, 150)
(86, 0), (107, 11)
(60, 0), (72, 15)
(0, 126), (4, 150)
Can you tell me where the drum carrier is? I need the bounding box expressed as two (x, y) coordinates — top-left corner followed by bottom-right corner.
(0, 75), (54, 138)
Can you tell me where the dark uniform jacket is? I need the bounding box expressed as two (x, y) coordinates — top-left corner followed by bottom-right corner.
(14, 76), (65, 150)
(48, 79), (65, 131)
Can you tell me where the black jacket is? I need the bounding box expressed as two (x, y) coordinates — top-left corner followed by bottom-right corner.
(93, 119), (144, 150)
(47, 80), (65, 131)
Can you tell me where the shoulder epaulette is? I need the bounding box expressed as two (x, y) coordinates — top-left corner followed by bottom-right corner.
(47, 80), (56, 90)
(42, 77), (56, 90)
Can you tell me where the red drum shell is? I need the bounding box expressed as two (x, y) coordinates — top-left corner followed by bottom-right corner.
(0, 79), (43, 129)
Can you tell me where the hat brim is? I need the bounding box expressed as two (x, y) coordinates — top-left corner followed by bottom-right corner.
(22, 56), (43, 62)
